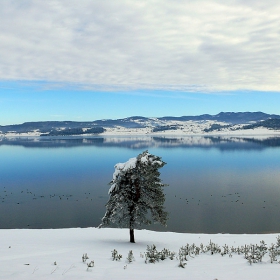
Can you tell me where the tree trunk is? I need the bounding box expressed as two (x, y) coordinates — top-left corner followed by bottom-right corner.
(130, 228), (135, 243)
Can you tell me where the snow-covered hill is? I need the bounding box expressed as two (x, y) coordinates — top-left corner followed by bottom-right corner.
(1, 112), (280, 137)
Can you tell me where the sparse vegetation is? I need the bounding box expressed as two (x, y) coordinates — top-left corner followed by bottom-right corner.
(128, 236), (280, 267)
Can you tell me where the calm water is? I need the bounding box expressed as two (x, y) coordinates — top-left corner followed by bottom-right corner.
(1, 135), (280, 233)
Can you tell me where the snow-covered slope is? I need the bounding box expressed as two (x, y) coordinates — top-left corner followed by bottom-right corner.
(1, 227), (280, 280)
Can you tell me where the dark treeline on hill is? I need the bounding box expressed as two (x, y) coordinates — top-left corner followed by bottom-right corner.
(243, 119), (280, 130)
(41, 127), (105, 136)
(0, 121), (97, 133)
(203, 124), (231, 132)
(152, 125), (180, 132)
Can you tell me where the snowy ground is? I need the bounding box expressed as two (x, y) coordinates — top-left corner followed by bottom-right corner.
(1, 227), (280, 280)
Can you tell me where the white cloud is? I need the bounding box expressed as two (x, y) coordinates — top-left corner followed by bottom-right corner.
(0, 0), (280, 92)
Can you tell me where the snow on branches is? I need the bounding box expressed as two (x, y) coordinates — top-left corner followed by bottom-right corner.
(108, 151), (165, 194)
(99, 150), (168, 243)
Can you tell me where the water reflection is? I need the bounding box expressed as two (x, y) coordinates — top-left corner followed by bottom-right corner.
(1, 135), (280, 149)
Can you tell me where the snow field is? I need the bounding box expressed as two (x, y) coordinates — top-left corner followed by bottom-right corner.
(1, 228), (280, 280)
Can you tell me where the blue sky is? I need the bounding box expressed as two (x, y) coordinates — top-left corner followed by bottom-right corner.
(1, 1), (280, 125)
(1, 81), (279, 125)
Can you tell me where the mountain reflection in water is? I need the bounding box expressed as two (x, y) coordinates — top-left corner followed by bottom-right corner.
(1, 135), (280, 150)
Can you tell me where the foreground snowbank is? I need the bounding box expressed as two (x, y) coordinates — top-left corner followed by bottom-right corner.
(1, 228), (280, 280)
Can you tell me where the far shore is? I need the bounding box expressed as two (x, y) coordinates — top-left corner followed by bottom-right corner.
(1, 127), (280, 138)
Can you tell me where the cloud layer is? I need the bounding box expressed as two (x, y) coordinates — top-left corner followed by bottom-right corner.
(1, 0), (280, 91)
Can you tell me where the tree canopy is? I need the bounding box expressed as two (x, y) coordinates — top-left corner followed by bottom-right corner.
(99, 150), (168, 242)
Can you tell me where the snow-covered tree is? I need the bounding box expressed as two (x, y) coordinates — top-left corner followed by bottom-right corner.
(99, 150), (168, 243)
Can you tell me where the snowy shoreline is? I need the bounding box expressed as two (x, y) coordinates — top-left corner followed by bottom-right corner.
(1, 227), (280, 280)
(1, 127), (280, 138)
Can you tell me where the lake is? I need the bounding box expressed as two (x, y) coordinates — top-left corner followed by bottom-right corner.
(1, 135), (280, 234)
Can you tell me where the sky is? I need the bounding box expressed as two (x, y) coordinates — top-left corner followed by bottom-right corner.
(1, 0), (280, 125)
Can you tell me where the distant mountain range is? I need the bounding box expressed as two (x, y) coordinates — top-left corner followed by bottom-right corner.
(1, 112), (280, 136)
(160, 112), (280, 123)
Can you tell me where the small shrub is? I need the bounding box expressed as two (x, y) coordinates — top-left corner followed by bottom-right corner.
(82, 253), (89, 263)
(112, 249), (122, 261)
(127, 250), (135, 263)
(145, 245), (159, 263)
(87, 260), (94, 271)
